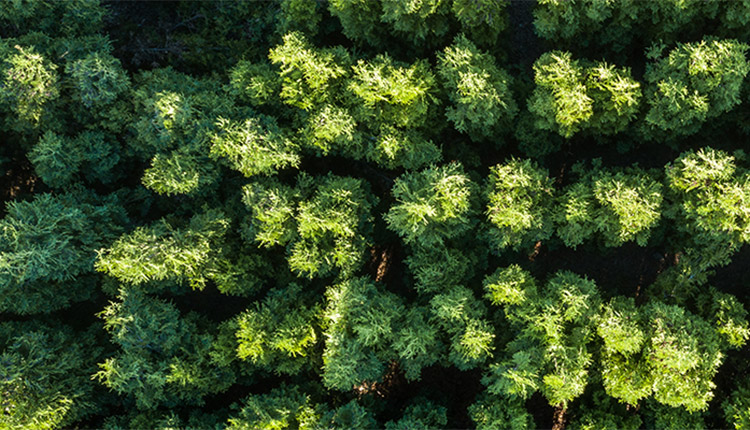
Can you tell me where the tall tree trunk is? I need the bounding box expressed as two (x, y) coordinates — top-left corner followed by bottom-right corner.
(552, 405), (567, 430)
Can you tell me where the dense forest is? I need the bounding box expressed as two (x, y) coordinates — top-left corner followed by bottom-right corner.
(4, 0), (750, 429)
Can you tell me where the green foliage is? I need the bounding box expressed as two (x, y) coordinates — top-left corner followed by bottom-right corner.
(642, 401), (706, 430)
(235, 284), (320, 375)
(96, 209), (230, 289)
(321, 277), (403, 390)
(386, 163), (476, 247)
(142, 148), (218, 196)
(702, 289), (750, 349)
(243, 174), (377, 278)
(227, 384), (324, 430)
(66, 51), (129, 109)
(268, 31), (349, 111)
(380, 0), (452, 47)
(528, 52), (641, 138)
(469, 393), (535, 430)
(385, 399), (447, 430)
(130, 68), (233, 195)
(0, 44), (59, 129)
(349, 54), (438, 129)
(533, 0), (719, 53)
(228, 61), (280, 107)
(365, 125), (442, 170)
(0, 0), (106, 37)
(438, 34), (517, 140)
(484, 158), (555, 251)
(568, 391), (642, 430)
(0, 192), (126, 314)
(724, 381), (750, 430)
(300, 104), (361, 157)
(665, 148), (750, 267)
(211, 115), (300, 178)
(95, 287), (235, 410)
(599, 301), (726, 412)
(643, 38), (749, 138)
(430, 285), (495, 370)
(392, 306), (442, 380)
(452, 0), (508, 46)
(276, 0), (322, 37)
(29, 130), (121, 188)
(328, 0), (386, 47)
(5, 1), (750, 428)
(405, 245), (476, 294)
(554, 166), (663, 248)
(0, 321), (101, 430)
(484, 269), (600, 408)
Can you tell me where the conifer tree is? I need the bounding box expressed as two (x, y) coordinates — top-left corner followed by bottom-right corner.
(483, 266), (601, 408)
(484, 158), (555, 252)
(664, 148), (750, 268)
(0, 192), (126, 314)
(643, 38), (749, 138)
(528, 51), (641, 138)
(321, 277), (403, 390)
(94, 287), (235, 410)
(438, 35), (517, 141)
(386, 162), (477, 247)
(554, 164), (663, 248)
(0, 321), (102, 430)
(95, 209), (230, 290)
(242, 173), (377, 278)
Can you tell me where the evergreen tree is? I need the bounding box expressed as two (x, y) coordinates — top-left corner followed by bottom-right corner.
(437, 35), (517, 141)
(554, 164), (663, 248)
(643, 38), (749, 139)
(0, 321), (102, 430)
(386, 162), (477, 247)
(94, 287), (235, 410)
(528, 51), (641, 138)
(0, 192), (126, 314)
(484, 158), (555, 252)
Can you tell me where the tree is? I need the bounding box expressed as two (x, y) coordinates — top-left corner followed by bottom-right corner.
(430, 285), (495, 370)
(483, 267), (601, 408)
(226, 384), (326, 430)
(130, 68), (230, 196)
(469, 393), (535, 430)
(528, 51), (641, 138)
(385, 399), (448, 430)
(234, 283), (321, 376)
(0, 320), (102, 430)
(268, 31), (350, 111)
(437, 35), (517, 141)
(94, 287), (235, 410)
(321, 277), (403, 390)
(642, 38), (749, 138)
(348, 54), (439, 130)
(95, 209), (230, 290)
(664, 147), (750, 268)
(484, 158), (555, 252)
(242, 173), (377, 279)
(386, 162), (477, 247)
(0, 191), (126, 314)
(554, 164), (663, 248)
(452, 0), (508, 47)
(597, 300), (737, 412)
(210, 115), (300, 178)
(0, 44), (59, 131)
(29, 130), (122, 188)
